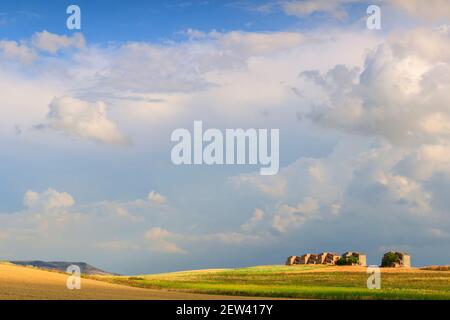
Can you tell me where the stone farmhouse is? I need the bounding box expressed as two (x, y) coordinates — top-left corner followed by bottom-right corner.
(286, 251), (367, 266)
(342, 251), (367, 266)
(381, 251), (411, 268)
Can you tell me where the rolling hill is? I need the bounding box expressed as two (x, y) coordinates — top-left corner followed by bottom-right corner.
(0, 263), (257, 300)
(9, 260), (112, 275)
(92, 265), (450, 300)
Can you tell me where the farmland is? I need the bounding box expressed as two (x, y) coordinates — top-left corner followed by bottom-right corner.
(0, 263), (256, 300)
(93, 265), (450, 300)
(2, 262), (449, 300)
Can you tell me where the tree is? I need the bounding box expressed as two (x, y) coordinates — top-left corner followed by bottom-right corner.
(336, 256), (359, 266)
(381, 252), (401, 267)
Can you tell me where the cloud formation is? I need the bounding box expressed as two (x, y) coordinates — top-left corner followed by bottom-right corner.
(148, 191), (167, 205)
(302, 28), (450, 147)
(391, 0), (450, 21)
(282, 0), (358, 20)
(23, 188), (75, 210)
(42, 96), (130, 145)
(32, 31), (85, 53)
(0, 40), (37, 64)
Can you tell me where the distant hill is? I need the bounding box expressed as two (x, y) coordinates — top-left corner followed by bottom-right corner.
(9, 260), (114, 275)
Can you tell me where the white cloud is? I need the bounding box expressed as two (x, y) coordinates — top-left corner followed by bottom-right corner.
(241, 208), (264, 231)
(213, 30), (304, 56)
(43, 96), (130, 145)
(376, 172), (431, 214)
(303, 28), (450, 147)
(112, 206), (137, 222)
(282, 0), (358, 20)
(23, 188), (75, 210)
(148, 191), (167, 205)
(391, 0), (450, 21)
(0, 40), (37, 64)
(274, 0), (450, 22)
(2, 23), (450, 271)
(32, 31), (85, 54)
(230, 174), (287, 198)
(144, 227), (187, 254)
(0, 31), (85, 66)
(272, 197), (319, 233)
(401, 144), (450, 180)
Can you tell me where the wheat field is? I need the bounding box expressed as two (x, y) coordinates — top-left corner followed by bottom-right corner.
(0, 263), (257, 300)
(96, 265), (450, 300)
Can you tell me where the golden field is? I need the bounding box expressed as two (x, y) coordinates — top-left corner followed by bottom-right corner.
(0, 263), (258, 300)
(2, 262), (450, 300)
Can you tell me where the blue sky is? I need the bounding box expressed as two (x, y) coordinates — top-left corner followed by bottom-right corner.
(1, 0), (290, 41)
(1, 0), (375, 42)
(1, 1), (450, 274)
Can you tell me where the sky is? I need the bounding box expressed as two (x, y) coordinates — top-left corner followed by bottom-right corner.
(0, 0), (449, 275)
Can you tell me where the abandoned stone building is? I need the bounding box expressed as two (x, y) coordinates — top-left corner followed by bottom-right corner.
(287, 251), (412, 267)
(342, 252), (367, 267)
(286, 251), (366, 266)
(381, 251), (411, 268)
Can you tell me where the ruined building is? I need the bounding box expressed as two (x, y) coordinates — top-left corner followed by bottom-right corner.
(381, 251), (411, 268)
(342, 252), (367, 266)
(286, 251), (366, 266)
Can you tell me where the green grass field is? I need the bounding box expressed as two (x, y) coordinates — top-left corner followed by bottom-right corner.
(92, 265), (450, 300)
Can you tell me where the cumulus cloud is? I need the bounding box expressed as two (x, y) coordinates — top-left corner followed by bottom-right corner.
(144, 227), (187, 254)
(0, 31), (85, 66)
(32, 31), (85, 54)
(241, 208), (265, 231)
(23, 188), (75, 210)
(0, 40), (37, 64)
(213, 30), (304, 56)
(391, 0), (450, 21)
(273, 0), (450, 23)
(112, 206), (137, 222)
(143, 226), (263, 254)
(230, 174), (287, 198)
(302, 28), (450, 147)
(84, 30), (304, 96)
(0, 190), (178, 260)
(148, 191), (167, 205)
(376, 172), (431, 214)
(42, 96), (130, 145)
(272, 197), (319, 233)
(2, 21), (450, 271)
